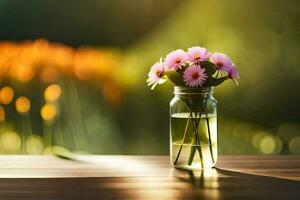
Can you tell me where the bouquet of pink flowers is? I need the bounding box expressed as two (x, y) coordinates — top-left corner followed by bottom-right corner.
(147, 46), (239, 169)
(147, 46), (239, 89)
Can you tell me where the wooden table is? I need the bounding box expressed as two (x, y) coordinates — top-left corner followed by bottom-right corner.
(0, 155), (299, 199)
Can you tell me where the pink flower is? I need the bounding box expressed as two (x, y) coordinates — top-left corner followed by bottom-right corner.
(228, 65), (239, 79)
(210, 53), (234, 72)
(187, 46), (211, 63)
(164, 49), (187, 70)
(183, 64), (207, 87)
(147, 61), (165, 88)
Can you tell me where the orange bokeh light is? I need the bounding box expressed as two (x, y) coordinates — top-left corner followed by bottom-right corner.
(0, 86), (14, 105)
(0, 39), (123, 105)
(13, 63), (35, 83)
(44, 84), (62, 102)
(40, 67), (59, 83)
(15, 96), (31, 114)
(41, 103), (57, 122)
(74, 65), (92, 80)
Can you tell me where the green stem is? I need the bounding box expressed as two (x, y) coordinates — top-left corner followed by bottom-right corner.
(190, 111), (204, 168)
(173, 116), (191, 165)
(187, 137), (196, 165)
(203, 96), (215, 164)
(187, 111), (201, 166)
(206, 115), (215, 163)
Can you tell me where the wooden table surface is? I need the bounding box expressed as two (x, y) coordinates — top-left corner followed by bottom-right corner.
(0, 155), (299, 200)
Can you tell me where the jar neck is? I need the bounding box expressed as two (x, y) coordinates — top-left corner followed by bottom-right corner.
(174, 86), (213, 98)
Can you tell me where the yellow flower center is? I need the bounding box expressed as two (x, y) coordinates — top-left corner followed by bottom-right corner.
(194, 55), (201, 60)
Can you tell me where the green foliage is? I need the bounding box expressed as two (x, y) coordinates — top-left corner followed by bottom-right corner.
(200, 61), (217, 76)
(204, 76), (228, 86)
(165, 70), (185, 86)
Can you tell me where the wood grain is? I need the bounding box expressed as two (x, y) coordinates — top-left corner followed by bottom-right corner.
(0, 155), (299, 199)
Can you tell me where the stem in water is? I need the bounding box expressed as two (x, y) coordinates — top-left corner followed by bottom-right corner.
(188, 137), (196, 165)
(206, 115), (215, 163)
(173, 115), (191, 165)
(190, 111), (204, 168)
(203, 97), (215, 164)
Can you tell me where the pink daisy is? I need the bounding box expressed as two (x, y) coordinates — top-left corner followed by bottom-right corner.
(228, 65), (239, 79)
(187, 46), (211, 63)
(147, 61), (165, 87)
(164, 49), (187, 71)
(210, 53), (234, 72)
(183, 64), (207, 87)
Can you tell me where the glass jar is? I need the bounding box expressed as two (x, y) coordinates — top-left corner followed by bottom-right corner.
(170, 86), (217, 170)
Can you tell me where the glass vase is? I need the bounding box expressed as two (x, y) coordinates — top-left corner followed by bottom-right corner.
(170, 86), (217, 170)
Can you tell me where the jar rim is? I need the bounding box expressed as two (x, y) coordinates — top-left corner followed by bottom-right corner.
(174, 86), (213, 95)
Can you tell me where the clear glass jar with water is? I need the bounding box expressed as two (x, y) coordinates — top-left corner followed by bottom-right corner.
(170, 86), (217, 170)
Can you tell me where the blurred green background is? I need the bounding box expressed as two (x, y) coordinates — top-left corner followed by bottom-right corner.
(0, 0), (299, 155)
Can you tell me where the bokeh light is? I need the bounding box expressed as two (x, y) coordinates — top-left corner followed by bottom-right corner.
(277, 123), (300, 145)
(289, 137), (300, 154)
(252, 131), (269, 150)
(44, 84), (62, 102)
(260, 135), (276, 154)
(74, 65), (92, 80)
(259, 135), (282, 155)
(15, 96), (31, 114)
(40, 103), (57, 122)
(13, 63), (35, 82)
(0, 86), (14, 105)
(0, 131), (21, 153)
(0, 39), (125, 154)
(40, 67), (59, 83)
(26, 135), (44, 154)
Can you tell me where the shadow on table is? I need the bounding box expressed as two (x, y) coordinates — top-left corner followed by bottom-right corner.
(173, 167), (300, 199)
